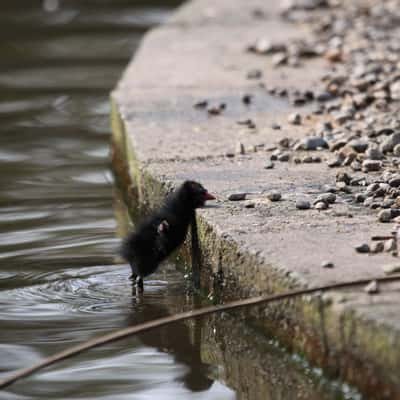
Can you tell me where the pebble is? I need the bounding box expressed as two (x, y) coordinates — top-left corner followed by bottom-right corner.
(315, 193), (336, 205)
(327, 156), (343, 168)
(272, 52), (288, 67)
(384, 238), (396, 252)
(364, 280), (379, 295)
(362, 160), (382, 172)
(370, 241), (384, 253)
(321, 261), (334, 269)
(312, 156), (322, 163)
(247, 69), (262, 79)
(389, 176), (400, 188)
(365, 147), (384, 160)
(336, 172), (351, 185)
(228, 193), (246, 201)
(294, 136), (329, 151)
(193, 100), (208, 109)
(336, 182), (351, 193)
(325, 48), (343, 63)
(390, 81), (400, 101)
(296, 199), (311, 210)
(244, 201), (255, 208)
(288, 113), (302, 125)
(348, 139), (368, 153)
(314, 201), (328, 210)
(355, 193), (366, 203)
(355, 243), (370, 253)
(236, 142), (245, 155)
(271, 123), (281, 130)
(378, 209), (392, 223)
(393, 144), (400, 156)
(242, 94), (253, 105)
(267, 191), (282, 202)
(380, 133), (400, 153)
(351, 161), (362, 171)
(382, 263), (400, 275)
(278, 153), (290, 162)
(264, 161), (274, 169)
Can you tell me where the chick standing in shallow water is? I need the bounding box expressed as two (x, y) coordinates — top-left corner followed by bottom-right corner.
(120, 181), (215, 292)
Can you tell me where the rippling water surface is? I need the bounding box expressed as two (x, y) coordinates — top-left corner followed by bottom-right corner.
(0, 2), (362, 399)
(0, 1), (234, 399)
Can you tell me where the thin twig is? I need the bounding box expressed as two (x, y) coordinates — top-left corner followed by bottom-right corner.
(1, 274), (400, 390)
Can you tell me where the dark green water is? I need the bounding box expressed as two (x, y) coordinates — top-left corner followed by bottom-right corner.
(0, 1), (362, 399)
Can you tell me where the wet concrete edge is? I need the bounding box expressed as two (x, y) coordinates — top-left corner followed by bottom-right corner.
(110, 96), (400, 399)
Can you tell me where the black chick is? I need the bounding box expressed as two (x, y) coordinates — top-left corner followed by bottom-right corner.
(120, 181), (215, 291)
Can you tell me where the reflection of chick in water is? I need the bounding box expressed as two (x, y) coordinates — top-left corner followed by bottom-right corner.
(128, 291), (214, 392)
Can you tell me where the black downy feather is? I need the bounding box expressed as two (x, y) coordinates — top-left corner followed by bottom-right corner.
(120, 181), (215, 288)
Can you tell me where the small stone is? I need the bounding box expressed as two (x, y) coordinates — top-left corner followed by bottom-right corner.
(370, 241), (384, 253)
(267, 191), (282, 202)
(364, 280), (379, 295)
(193, 100), (208, 109)
(355, 243), (370, 253)
(294, 157), (301, 164)
(242, 94), (253, 105)
(314, 201), (328, 210)
(312, 156), (322, 163)
(382, 198), (394, 208)
(236, 142), (245, 155)
(351, 161), (362, 171)
(336, 172), (351, 185)
(348, 139), (369, 153)
(247, 38), (286, 54)
(327, 156), (343, 168)
(322, 185), (337, 193)
(272, 52), (288, 67)
(244, 200), (255, 208)
(362, 160), (382, 172)
(334, 111), (353, 125)
(278, 137), (290, 148)
(302, 156), (313, 163)
(228, 193), (246, 201)
(390, 81), (400, 101)
(271, 123), (281, 130)
(393, 144), (400, 156)
(336, 181), (351, 193)
(264, 161), (274, 169)
(321, 261), (334, 269)
(330, 139), (348, 152)
(296, 199), (311, 210)
(380, 133), (400, 153)
(315, 193), (336, 205)
(278, 153), (290, 162)
(324, 48), (343, 63)
(378, 209), (392, 223)
(384, 238), (396, 252)
(207, 107), (223, 115)
(247, 69), (262, 79)
(288, 113), (302, 125)
(366, 147), (384, 160)
(355, 193), (366, 203)
(383, 263), (400, 275)
(389, 176), (400, 187)
(294, 136), (329, 151)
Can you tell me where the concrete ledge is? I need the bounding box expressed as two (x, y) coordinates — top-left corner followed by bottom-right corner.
(111, 0), (400, 397)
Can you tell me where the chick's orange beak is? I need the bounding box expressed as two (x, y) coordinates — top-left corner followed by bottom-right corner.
(204, 192), (216, 201)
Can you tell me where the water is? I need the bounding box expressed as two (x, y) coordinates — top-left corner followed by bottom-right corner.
(0, 2), (361, 399)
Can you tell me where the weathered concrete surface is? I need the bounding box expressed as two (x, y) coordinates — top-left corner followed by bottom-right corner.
(111, 0), (400, 398)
